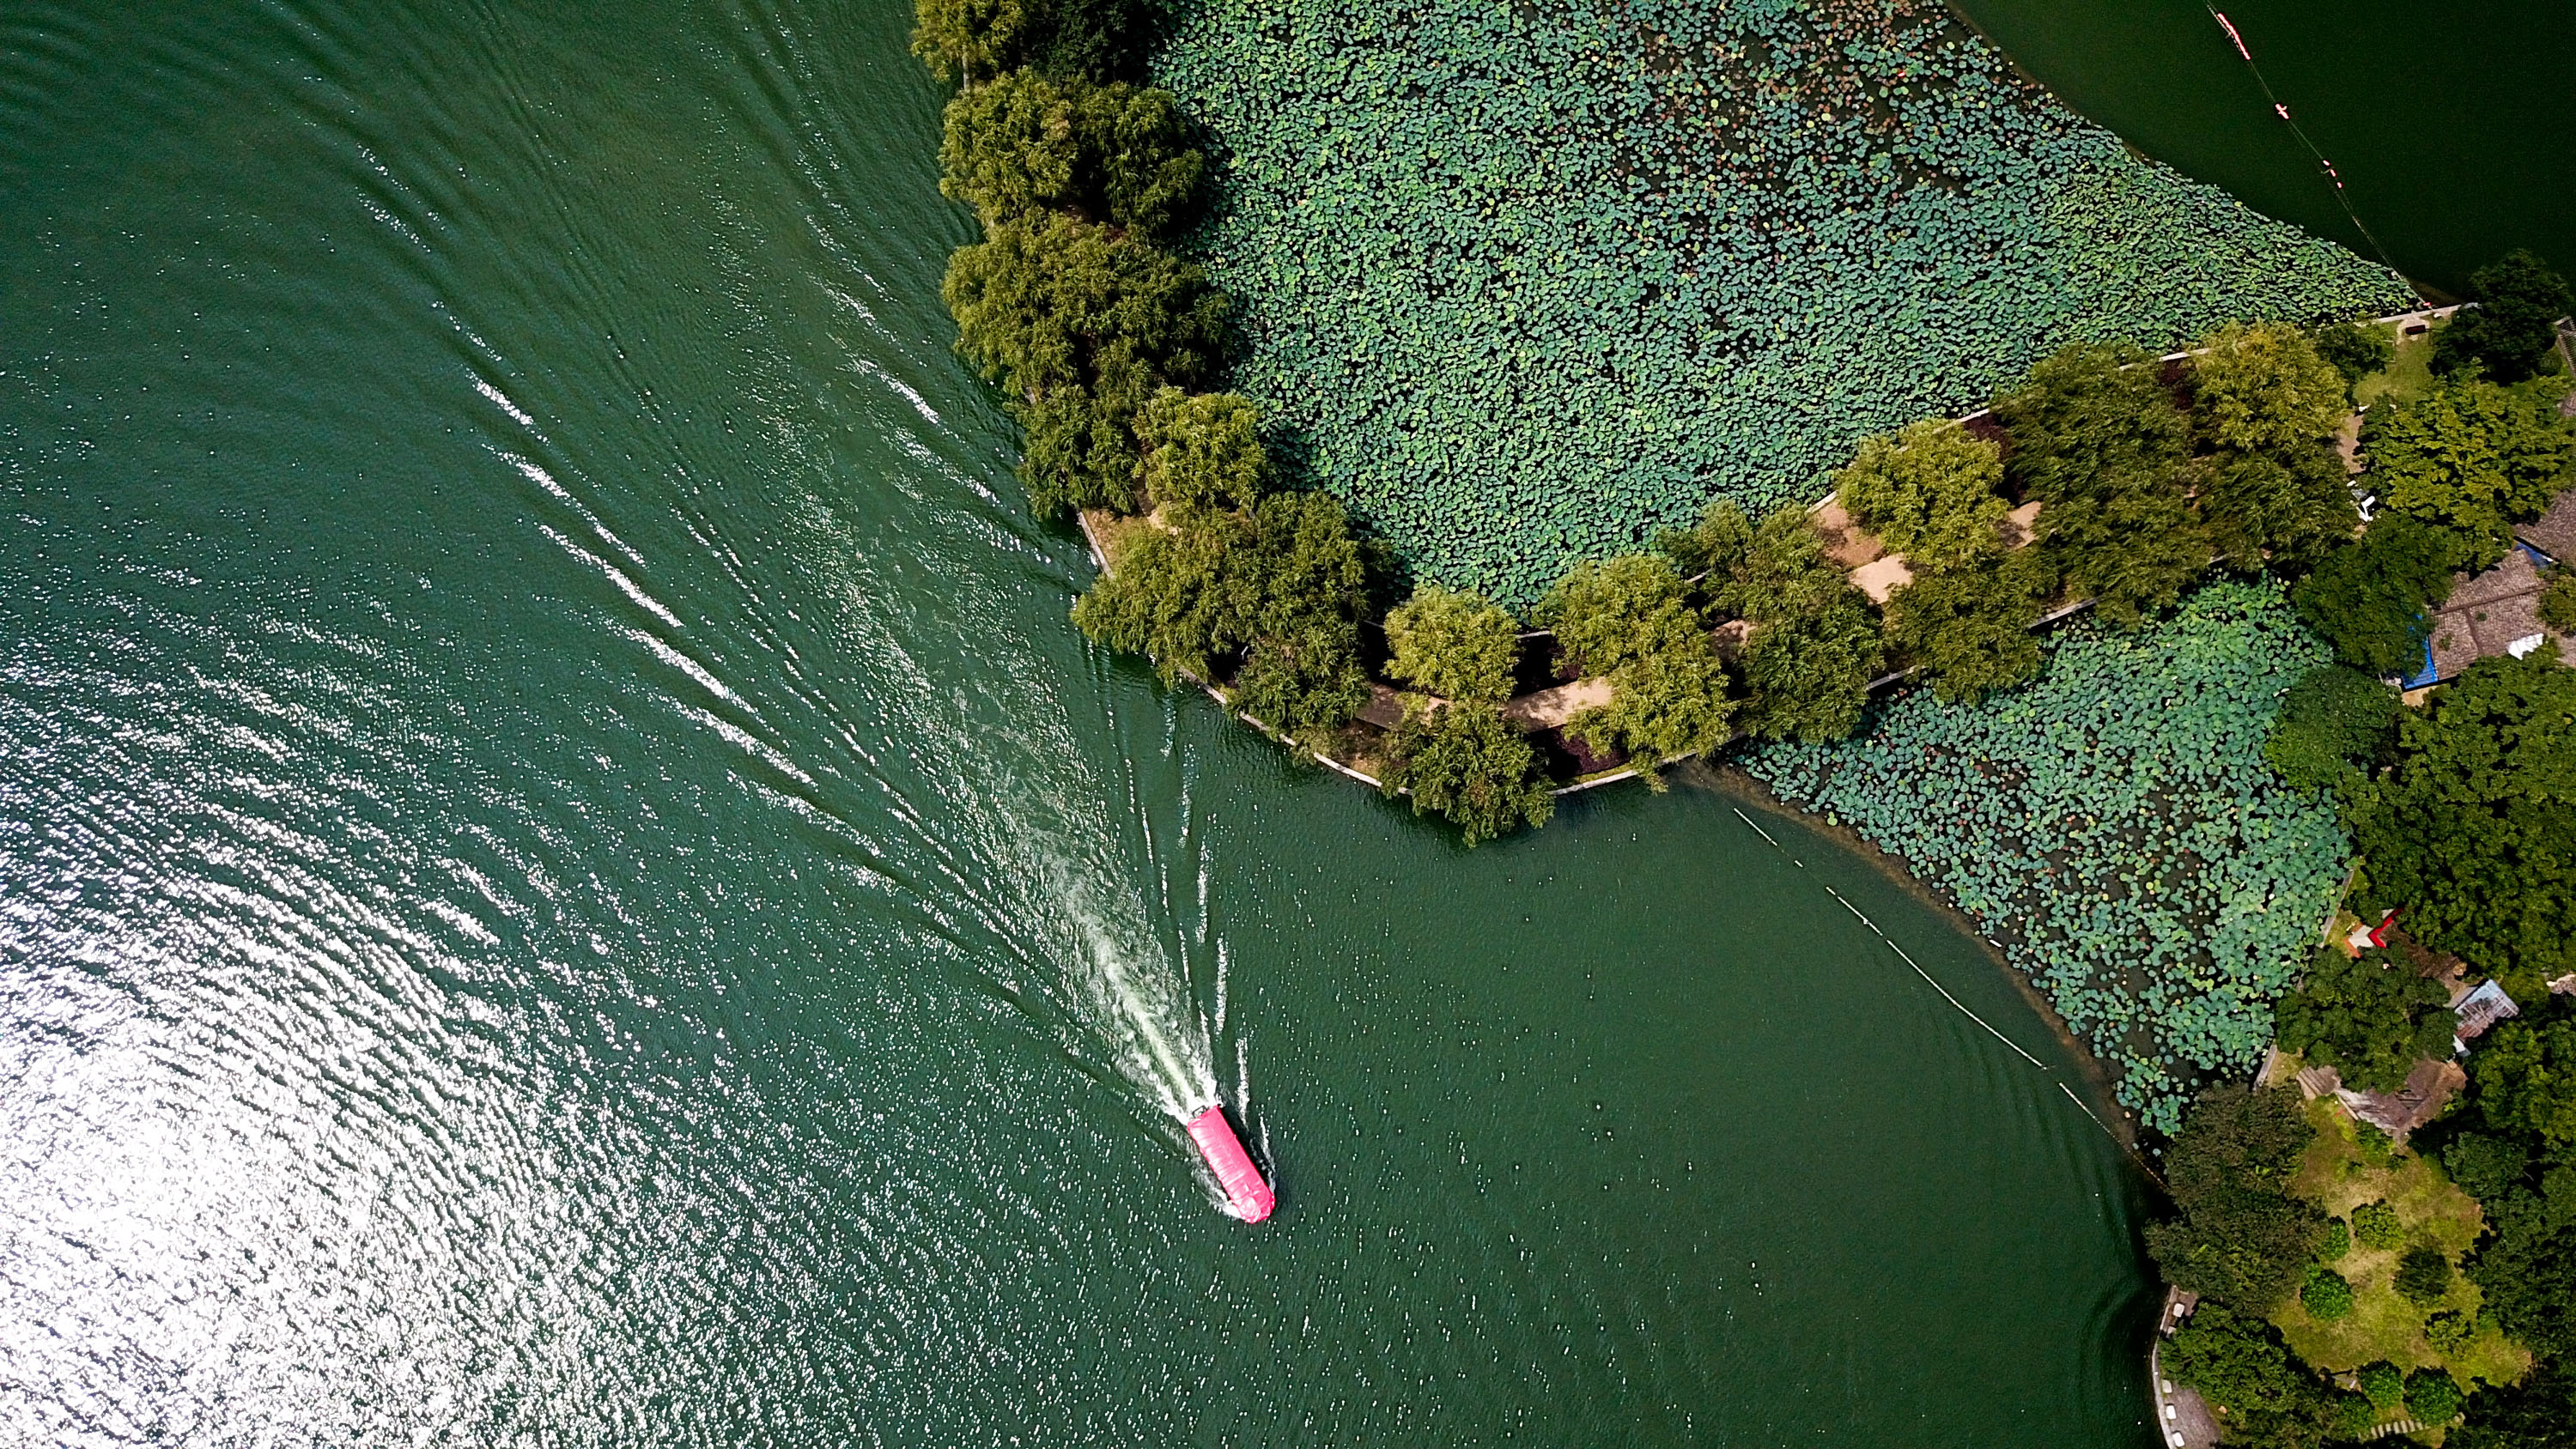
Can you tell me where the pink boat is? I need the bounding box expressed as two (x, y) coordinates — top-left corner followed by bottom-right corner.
(1185, 1105), (1274, 1222)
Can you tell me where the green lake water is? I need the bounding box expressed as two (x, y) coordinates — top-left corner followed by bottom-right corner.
(0, 0), (2164, 1441)
(1950, 0), (2576, 297)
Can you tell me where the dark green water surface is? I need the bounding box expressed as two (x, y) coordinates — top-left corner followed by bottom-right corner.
(1, 1), (2157, 1441)
(1949, 0), (2576, 297)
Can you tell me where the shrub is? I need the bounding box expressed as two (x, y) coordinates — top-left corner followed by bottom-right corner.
(1377, 703), (1553, 846)
(2403, 1367), (2464, 1423)
(1136, 387), (1264, 509)
(1385, 585), (1521, 706)
(2345, 650), (2576, 982)
(2273, 948), (2457, 1093)
(2316, 1216), (2349, 1262)
(2396, 1245), (2455, 1304)
(2424, 1308), (2476, 1355)
(2356, 1360), (2403, 1409)
(2434, 251), (2575, 385)
(2332, 1391), (2379, 1439)
(1832, 419), (2008, 573)
(2263, 664), (2398, 791)
(2300, 1264), (2354, 1320)
(2289, 512), (2453, 676)
(2352, 1200), (2403, 1251)
(2190, 321), (2351, 458)
(2316, 321), (2396, 391)
(2365, 374), (2576, 571)
(2144, 1084), (2323, 1311)
(940, 71), (1203, 240)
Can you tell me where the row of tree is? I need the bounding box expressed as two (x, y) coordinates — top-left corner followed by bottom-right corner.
(915, 0), (1394, 768)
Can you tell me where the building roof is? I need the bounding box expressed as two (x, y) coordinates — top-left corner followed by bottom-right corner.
(2454, 979), (2521, 1042)
(2420, 545), (2573, 684)
(2518, 487), (2576, 564)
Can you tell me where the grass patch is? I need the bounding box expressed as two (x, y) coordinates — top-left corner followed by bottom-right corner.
(2270, 1094), (2531, 1391)
(2354, 322), (2442, 412)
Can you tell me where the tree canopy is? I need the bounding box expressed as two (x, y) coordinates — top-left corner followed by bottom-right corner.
(1542, 555), (1735, 773)
(2345, 648), (2576, 985)
(940, 70), (1202, 239)
(1685, 503), (1883, 742)
(2435, 251), (2575, 385)
(2315, 321), (2396, 392)
(2290, 512), (2454, 676)
(2366, 374), (2576, 572)
(1378, 703), (1553, 846)
(1880, 549), (2051, 704)
(943, 215), (1227, 514)
(1831, 418), (2008, 573)
(1992, 341), (2189, 503)
(2164, 1303), (2343, 1449)
(2263, 664), (2398, 791)
(2145, 1083), (2323, 1312)
(2273, 947), (2456, 1094)
(913, 0), (1145, 84)
(2192, 321), (2352, 458)
(1136, 387), (1264, 510)
(1385, 585), (1520, 706)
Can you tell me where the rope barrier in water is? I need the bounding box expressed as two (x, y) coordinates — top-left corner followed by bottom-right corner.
(1728, 805), (2140, 1156)
(2206, 8), (2403, 273)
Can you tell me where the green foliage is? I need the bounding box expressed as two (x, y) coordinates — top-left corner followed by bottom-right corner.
(2300, 1264), (2354, 1320)
(1832, 420), (2008, 573)
(2426, 1309), (2477, 1355)
(2332, 1391), (2380, 1440)
(1996, 341), (2190, 503)
(913, 0), (1030, 83)
(1151, 0), (2406, 603)
(2290, 513), (2454, 676)
(1751, 584), (2348, 1131)
(1072, 490), (1370, 743)
(2543, 568), (2576, 635)
(2435, 252), (2575, 385)
(2346, 650), (2576, 984)
(1384, 585), (1521, 706)
(2352, 1200), (2403, 1252)
(2472, 1012), (2576, 1158)
(943, 215), (1226, 514)
(1378, 703), (1554, 845)
(2145, 1084), (2323, 1309)
(2396, 1244), (2456, 1305)
(1541, 555), (1736, 771)
(2451, 1357), (2576, 1449)
(2192, 322), (2353, 458)
(2317, 1216), (2350, 1262)
(2166, 1303), (2344, 1449)
(2273, 949), (2456, 1094)
(2264, 664), (2398, 791)
(2405, 1367), (2465, 1423)
(2366, 375), (2576, 572)
(2443, 1132), (2532, 1203)
(2358, 1360), (2404, 1409)
(940, 70), (1203, 239)
(2317, 322), (2397, 391)
(1137, 387), (1265, 510)
(1881, 551), (2052, 705)
(2201, 446), (2358, 575)
(1693, 505), (1883, 743)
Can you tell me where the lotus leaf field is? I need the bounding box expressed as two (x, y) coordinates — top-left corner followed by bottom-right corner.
(1152, 0), (2412, 605)
(1747, 583), (2349, 1133)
